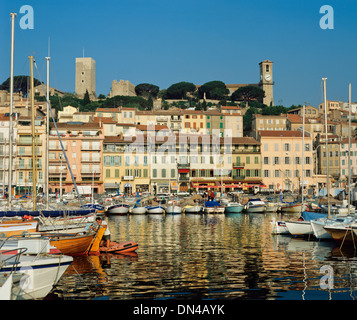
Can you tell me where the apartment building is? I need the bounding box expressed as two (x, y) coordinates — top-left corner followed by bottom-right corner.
(251, 114), (287, 139)
(258, 130), (314, 192)
(48, 122), (104, 194)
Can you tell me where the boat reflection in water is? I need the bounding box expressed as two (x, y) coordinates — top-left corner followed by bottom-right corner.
(51, 213), (357, 300)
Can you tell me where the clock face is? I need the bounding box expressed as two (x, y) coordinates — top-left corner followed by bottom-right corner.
(264, 74), (271, 82)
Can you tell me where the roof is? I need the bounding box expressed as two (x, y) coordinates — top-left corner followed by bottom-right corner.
(136, 124), (169, 131)
(259, 130), (309, 138)
(51, 122), (102, 129)
(231, 137), (260, 145)
(96, 107), (121, 113)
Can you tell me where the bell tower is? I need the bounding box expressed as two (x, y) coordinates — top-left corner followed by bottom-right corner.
(259, 60), (274, 106)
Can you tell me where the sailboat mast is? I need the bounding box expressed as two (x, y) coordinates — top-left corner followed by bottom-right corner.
(29, 55), (36, 211)
(8, 13), (16, 210)
(45, 56), (50, 209)
(322, 77), (330, 218)
(348, 83), (351, 214)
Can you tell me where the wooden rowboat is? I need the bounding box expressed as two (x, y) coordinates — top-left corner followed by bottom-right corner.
(46, 231), (97, 256)
(99, 241), (138, 254)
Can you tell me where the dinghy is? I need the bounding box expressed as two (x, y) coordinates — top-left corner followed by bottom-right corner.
(99, 241), (138, 254)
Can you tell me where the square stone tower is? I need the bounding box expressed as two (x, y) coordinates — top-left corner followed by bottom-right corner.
(75, 57), (96, 99)
(258, 60), (274, 106)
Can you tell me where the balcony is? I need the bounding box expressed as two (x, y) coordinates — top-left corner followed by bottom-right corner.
(49, 169), (67, 175)
(122, 176), (134, 181)
(177, 163), (190, 169)
(233, 175), (245, 180)
(233, 162), (245, 168)
(179, 175), (190, 182)
(171, 116), (182, 122)
(81, 158), (100, 163)
(156, 116), (168, 122)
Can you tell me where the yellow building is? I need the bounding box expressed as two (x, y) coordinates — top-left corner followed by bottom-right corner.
(103, 136), (150, 194)
(258, 130), (314, 192)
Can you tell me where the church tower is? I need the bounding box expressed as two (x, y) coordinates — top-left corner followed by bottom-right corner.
(259, 60), (274, 106)
(75, 57), (96, 99)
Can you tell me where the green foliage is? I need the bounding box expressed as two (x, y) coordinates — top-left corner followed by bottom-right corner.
(261, 105), (290, 115)
(198, 81), (229, 100)
(83, 90), (91, 106)
(135, 83), (160, 98)
(243, 107), (260, 132)
(231, 86), (265, 103)
(0, 75), (41, 97)
(165, 82), (196, 99)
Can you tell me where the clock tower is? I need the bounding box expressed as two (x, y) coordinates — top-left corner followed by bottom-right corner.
(259, 60), (274, 106)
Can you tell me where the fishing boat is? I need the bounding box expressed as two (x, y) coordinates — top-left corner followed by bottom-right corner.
(324, 223), (357, 244)
(204, 201), (225, 214)
(0, 236), (73, 299)
(264, 202), (279, 213)
(280, 202), (307, 214)
(225, 202), (244, 213)
(166, 200), (182, 215)
(44, 230), (99, 256)
(183, 205), (203, 214)
(0, 220), (38, 237)
(99, 241), (138, 254)
(106, 203), (130, 215)
(130, 205), (147, 215)
(146, 205), (165, 214)
(244, 199), (266, 213)
(284, 220), (313, 237)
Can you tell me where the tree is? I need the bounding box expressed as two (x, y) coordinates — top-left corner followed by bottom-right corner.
(198, 81), (229, 100)
(135, 83), (160, 98)
(231, 86), (265, 104)
(0, 75), (41, 97)
(83, 90), (91, 106)
(243, 107), (260, 132)
(165, 81), (196, 99)
(97, 94), (106, 100)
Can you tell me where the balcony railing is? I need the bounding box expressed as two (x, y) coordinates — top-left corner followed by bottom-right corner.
(177, 163), (190, 168)
(233, 162), (245, 167)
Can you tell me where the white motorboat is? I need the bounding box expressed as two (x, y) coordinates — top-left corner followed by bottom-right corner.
(204, 201), (225, 214)
(130, 206), (147, 215)
(225, 202), (244, 213)
(0, 237), (73, 299)
(284, 220), (313, 236)
(106, 204), (130, 215)
(183, 205), (203, 214)
(244, 199), (266, 213)
(271, 218), (290, 235)
(264, 202), (279, 213)
(166, 205), (182, 215)
(146, 206), (165, 214)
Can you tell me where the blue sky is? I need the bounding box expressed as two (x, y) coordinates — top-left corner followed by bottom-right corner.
(0, 0), (356, 107)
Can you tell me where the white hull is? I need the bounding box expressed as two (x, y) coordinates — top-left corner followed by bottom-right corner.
(107, 206), (129, 215)
(166, 206), (182, 214)
(265, 203), (279, 212)
(271, 220), (290, 234)
(146, 207), (165, 214)
(245, 206), (265, 213)
(0, 254), (72, 299)
(204, 207), (225, 214)
(184, 206), (203, 214)
(310, 220), (332, 240)
(130, 207), (147, 215)
(284, 220), (313, 236)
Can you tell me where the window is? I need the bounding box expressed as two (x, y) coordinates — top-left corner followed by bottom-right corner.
(274, 170), (280, 177)
(171, 169), (175, 178)
(152, 169), (157, 178)
(264, 170), (269, 177)
(274, 144), (279, 151)
(284, 157), (290, 165)
(284, 143), (290, 151)
(162, 169), (166, 178)
(264, 157), (269, 165)
(274, 157), (279, 165)
(106, 169), (110, 178)
(115, 169), (119, 178)
(295, 157), (300, 164)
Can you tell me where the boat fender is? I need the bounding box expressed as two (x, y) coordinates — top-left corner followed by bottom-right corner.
(297, 217), (304, 221)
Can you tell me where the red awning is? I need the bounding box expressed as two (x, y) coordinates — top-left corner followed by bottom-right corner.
(178, 169), (190, 173)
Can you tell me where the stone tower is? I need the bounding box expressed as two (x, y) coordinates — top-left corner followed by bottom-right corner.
(75, 57), (96, 99)
(258, 60), (274, 106)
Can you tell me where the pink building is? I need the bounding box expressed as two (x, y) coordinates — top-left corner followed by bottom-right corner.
(48, 122), (104, 195)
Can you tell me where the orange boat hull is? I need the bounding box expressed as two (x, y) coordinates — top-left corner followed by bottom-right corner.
(49, 232), (96, 256)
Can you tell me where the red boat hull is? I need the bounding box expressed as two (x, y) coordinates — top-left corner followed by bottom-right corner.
(99, 241), (138, 254)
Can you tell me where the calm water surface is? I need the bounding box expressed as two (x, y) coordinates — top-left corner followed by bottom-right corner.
(49, 213), (357, 300)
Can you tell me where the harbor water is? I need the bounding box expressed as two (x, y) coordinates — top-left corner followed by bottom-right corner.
(49, 212), (357, 300)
